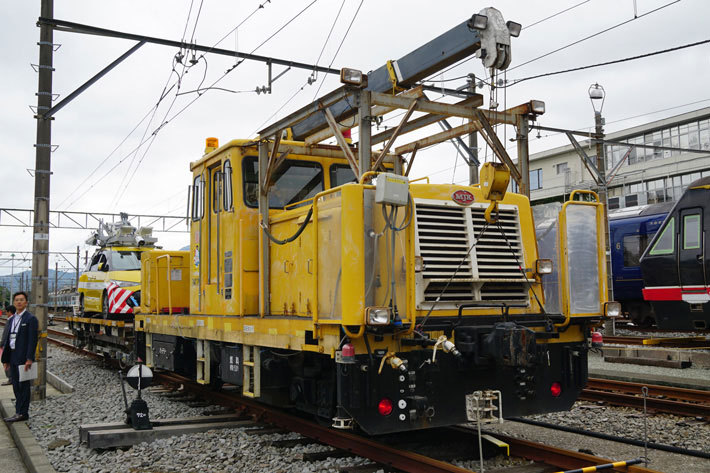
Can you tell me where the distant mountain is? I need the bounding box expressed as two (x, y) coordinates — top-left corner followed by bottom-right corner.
(0, 268), (78, 293)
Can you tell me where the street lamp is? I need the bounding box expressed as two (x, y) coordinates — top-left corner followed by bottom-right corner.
(588, 83), (614, 333)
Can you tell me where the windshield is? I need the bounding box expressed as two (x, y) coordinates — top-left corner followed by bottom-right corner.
(109, 251), (142, 271)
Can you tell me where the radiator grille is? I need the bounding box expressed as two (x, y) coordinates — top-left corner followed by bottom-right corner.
(415, 201), (529, 307)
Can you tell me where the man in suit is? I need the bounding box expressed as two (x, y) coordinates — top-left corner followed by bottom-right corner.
(1, 305), (17, 385)
(1, 292), (38, 422)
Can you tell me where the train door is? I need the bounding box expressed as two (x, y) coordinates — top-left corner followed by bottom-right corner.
(206, 162), (222, 308)
(678, 208), (706, 289)
(191, 172), (205, 312)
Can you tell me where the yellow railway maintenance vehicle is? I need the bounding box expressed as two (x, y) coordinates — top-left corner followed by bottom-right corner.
(78, 8), (617, 435)
(78, 213), (158, 319)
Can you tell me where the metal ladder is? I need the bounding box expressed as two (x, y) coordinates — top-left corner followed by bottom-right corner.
(242, 345), (260, 398)
(196, 339), (210, 385)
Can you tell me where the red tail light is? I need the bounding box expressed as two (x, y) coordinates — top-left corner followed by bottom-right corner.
(550, 382), (562, 397)
(378, 398), (393, 416)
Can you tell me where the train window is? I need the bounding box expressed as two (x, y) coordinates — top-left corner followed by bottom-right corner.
(191, 176), (204, 221)
(622, 234), (649, 267)
(683, 214), (701, 249)
(649, 217), (674, 255)
(223, 160), (233, 211)
(242, 156), (323, 209)
(330, 164), (357, 188)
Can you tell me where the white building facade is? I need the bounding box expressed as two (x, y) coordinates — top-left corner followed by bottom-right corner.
(526, 107), (710, 207)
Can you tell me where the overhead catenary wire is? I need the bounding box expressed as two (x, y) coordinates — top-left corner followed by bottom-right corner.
(311, 0), (365, 98)
(59, 1), (275, 211)
(252, 0), (364, 137)
(113, 0), (322, 201)
(66, 1), (316, 211)
(505, 38), (710, 87)
(309, 0), (347, 90)
(493, 0), (681, 77)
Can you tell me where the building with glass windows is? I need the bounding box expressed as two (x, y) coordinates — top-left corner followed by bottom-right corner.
(525, 107), (710, 208)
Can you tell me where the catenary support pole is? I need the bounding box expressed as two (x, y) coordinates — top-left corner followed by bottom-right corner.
(517, 115), (530, 197)
(595, 111), (614, 336)
(30, 0), (54, 401)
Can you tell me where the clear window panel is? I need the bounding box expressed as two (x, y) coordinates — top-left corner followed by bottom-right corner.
(683, 215), (701, 249)
(650, 217), (674, 255)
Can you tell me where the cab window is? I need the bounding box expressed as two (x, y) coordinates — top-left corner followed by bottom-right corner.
(243, 156), (323, 208)
(89, 252), (102, 272)
(191, 175), (204, 221)
(649, 217), (675, 255)
(109, 251), (141, 271)
(330, 164), (357, 188)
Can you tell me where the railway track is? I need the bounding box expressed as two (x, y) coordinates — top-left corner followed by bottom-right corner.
(154, 372), (659, 473)
(581, 378), (710, 418)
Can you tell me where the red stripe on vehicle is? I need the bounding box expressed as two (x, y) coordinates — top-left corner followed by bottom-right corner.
(643, 286), (709, 301)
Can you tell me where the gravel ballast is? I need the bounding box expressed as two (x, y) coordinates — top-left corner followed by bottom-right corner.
(25, 346), (710, 472)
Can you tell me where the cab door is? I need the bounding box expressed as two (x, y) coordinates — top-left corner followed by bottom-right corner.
(205, 163), (223, 309)
(679, 208), (706, 289)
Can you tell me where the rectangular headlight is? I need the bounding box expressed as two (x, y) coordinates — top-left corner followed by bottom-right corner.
(366, 307), (390, 325)
(530, 100), (545, 115)
(468, 14), (488, 30)
(604, 301), (621, 318)
(340, 67), (364, 86)
(506, 21), (522, 38)
(114, 280), (138, 288)
(535, 259), (553, 275)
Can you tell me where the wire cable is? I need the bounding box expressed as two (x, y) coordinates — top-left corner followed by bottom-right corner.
(189, 0), (205, 45)
(312, 0), (365, 98)
(500, 0), (681, 76)
(108, 1), (320, 209)
(309, 0), (347, 90)
(507, 38), (710, 86)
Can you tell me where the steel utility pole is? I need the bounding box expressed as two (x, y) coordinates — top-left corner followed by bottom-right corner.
(467, 74), (479, 185)
(30, 0), (54, 401)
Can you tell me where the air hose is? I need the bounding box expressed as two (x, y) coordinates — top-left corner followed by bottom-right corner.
(261, 206), (314, 245)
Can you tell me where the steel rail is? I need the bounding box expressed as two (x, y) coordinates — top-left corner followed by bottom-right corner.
(505, 418), (710, 461)
(449, 426), (661, 472)
(586, 378), (710, 404)
(580, 389), (709, 418)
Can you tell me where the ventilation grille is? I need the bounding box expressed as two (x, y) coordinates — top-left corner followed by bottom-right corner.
(416, 204), (474, 302)
(415, 202), (529, 307)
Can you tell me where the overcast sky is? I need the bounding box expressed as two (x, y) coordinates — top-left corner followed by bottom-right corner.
(1, 0), (709, 276)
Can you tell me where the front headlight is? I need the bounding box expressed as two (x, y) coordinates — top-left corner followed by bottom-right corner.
(366, 307), (391, 325)
(535, 259), (553, 275)
(604, 301), (621, 317)
(114, 280), (138, 288)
